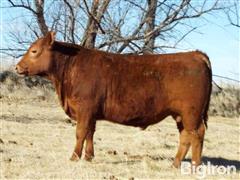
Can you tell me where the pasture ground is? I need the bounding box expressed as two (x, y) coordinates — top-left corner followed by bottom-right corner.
(1, 99), (239, 179)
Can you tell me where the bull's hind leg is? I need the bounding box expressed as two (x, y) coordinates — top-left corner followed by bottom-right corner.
(173, 120), (191, 168)
(173, 113), (205, 168)
(84, 121), (96, 161)
(191, 122), (205, 166)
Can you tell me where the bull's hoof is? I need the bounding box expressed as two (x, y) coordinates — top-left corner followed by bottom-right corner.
(84, 154), (94, 162)
(172, 160), (181, 168)
(70, 152), (80, 161)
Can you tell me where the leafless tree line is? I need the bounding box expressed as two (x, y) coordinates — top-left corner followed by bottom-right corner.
(1, 0), (239, 58)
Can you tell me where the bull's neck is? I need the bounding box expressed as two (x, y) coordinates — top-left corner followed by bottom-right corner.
(48, 41), (81, 85)
(47, 51), (73, 110)
(45, 41), (83, 108)
(49, 54), (69, 83)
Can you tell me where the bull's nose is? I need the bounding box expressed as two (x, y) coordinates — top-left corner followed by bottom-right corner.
(15, 64), (26, 74)
(15, 65), (21, 72)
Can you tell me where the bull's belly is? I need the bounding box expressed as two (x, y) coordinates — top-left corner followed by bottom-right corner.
(103, 109), (170, 129)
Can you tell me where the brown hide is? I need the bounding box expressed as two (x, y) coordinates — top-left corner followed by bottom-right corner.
(48, 43), (211, 129)
(16, 32), (212, 166)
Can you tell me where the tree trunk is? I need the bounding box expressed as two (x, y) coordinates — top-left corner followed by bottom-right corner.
(142, 0), (157, 54)
(82, 0), (110, 49)
(34, 0), (48, 36)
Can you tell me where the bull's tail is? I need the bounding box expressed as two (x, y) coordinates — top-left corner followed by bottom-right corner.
(198, 51), (212, 129)
(203, 93), (210, 129)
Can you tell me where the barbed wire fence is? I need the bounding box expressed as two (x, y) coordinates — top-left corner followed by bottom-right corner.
(213, 74), (240, 83)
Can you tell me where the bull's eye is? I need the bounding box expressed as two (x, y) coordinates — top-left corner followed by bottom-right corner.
(31, 50), (37, 53)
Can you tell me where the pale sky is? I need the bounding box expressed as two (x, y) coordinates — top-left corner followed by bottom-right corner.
(179, 14), (239, 82)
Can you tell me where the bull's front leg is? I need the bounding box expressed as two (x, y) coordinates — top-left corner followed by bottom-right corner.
(84, 121), (96, 161)
(70, 110), (92, 161)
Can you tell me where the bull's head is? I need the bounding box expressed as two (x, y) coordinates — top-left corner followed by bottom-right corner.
(16, 32), (56, 76)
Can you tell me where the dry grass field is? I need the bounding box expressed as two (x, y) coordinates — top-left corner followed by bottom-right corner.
(0, 71), (240, 179)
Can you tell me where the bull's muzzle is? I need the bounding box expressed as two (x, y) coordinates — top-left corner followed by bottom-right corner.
(15, 64), (28, 75)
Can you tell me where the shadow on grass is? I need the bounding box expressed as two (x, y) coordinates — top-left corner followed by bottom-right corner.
(96, 154), (174, 165)
(100, 155), (240, 171)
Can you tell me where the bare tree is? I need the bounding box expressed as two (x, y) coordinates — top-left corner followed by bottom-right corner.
(1, 0), (237, 58)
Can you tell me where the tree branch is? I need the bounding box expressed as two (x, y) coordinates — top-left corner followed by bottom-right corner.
(7, 0), (37, 14)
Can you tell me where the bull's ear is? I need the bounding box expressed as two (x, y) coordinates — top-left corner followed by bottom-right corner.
(45, 31), (56, 46)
